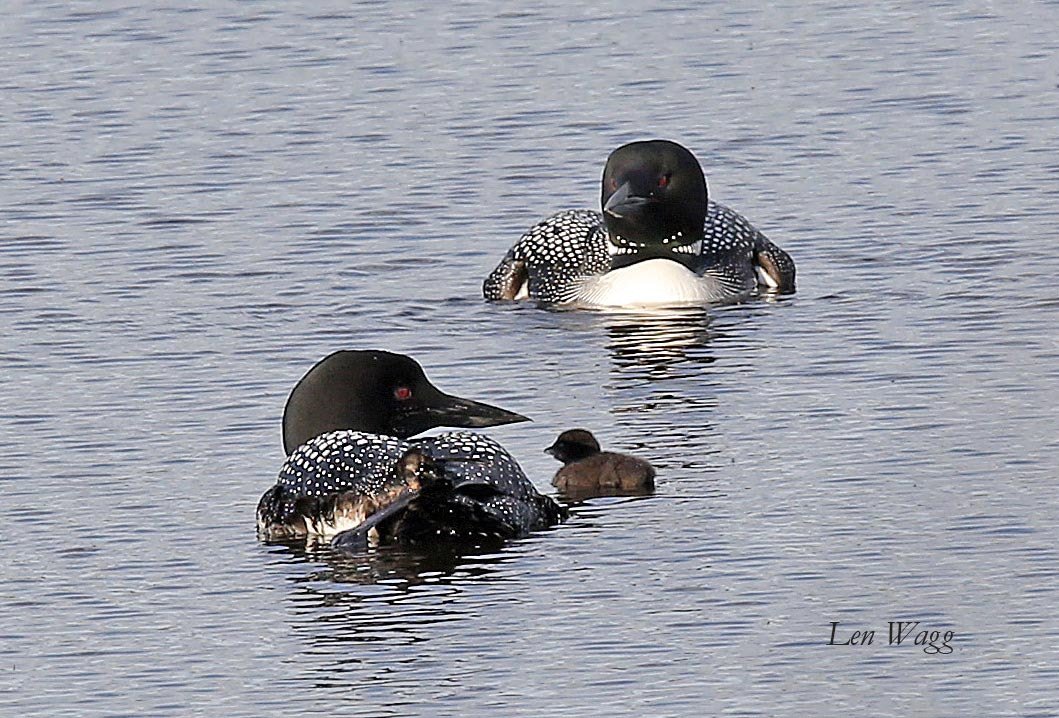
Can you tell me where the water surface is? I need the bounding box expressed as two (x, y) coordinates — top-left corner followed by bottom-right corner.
(2, 2), (1059, 716)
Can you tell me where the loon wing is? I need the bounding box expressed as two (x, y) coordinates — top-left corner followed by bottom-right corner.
(754, 239), (796, 293)
(257, 431), (412, 540)
(483, 258), (529, 300)
(412, 432), (566, 536)
(702, 201), (796, 295)
(483, 210), (609, 303)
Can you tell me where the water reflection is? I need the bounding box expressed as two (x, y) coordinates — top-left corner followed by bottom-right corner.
(266, 538), (511, 588)
(599, 306), (716, 378)
(266, 542), (510, 665)
(592, 308), (723, 441)
(266, 518), (627, 695)
(555, 483), (655, 503)
(267, 539), (542, 687)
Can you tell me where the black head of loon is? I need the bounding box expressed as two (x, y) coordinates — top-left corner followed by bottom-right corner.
(281, 350), (529, 454)
(601, 140), (708, 270)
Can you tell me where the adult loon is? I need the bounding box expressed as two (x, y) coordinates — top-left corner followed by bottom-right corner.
(256, 350), (565, 549)
(483, 139), (795, 308)
(545, 429), (656, 498)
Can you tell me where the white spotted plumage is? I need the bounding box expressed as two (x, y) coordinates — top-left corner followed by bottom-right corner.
(269, 430), (558, 540)
(484, 203), (792, 306)
(278, 431), (407, 498)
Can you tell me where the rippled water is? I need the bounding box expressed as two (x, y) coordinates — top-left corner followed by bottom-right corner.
(3, 2), (1059, 716)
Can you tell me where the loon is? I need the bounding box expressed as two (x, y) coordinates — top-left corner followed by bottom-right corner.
(483, 139), (795, 308)
(256, 350), (565, 550)
(545, 429), (656, 498)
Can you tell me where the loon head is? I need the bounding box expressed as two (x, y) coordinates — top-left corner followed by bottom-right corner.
(544, 428), (602, 464)
(601, 140), (707, 269)
(281, 350), (529, 454)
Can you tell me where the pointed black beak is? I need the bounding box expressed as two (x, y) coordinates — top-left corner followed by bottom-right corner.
(603, 181), (652, 219)
(422, 393), (530, 429)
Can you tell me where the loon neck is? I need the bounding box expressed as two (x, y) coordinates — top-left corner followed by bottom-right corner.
(607, 233), (703, 271)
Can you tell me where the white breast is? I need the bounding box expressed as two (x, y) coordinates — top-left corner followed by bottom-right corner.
(572, 259), (731, 308)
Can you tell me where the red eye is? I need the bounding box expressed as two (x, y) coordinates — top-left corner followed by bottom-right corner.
(394, 386), (412, 400)
(609, 178), (618, 190)
(658, 174), (670, 188)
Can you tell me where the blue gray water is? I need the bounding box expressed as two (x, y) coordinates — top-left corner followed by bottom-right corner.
(3, 2), (1058, 716)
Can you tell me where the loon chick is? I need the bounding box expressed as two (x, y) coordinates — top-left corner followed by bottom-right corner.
(545, 429), (656, 498)
(483, 139), (795, 307)
(256, 350), (565, 547)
